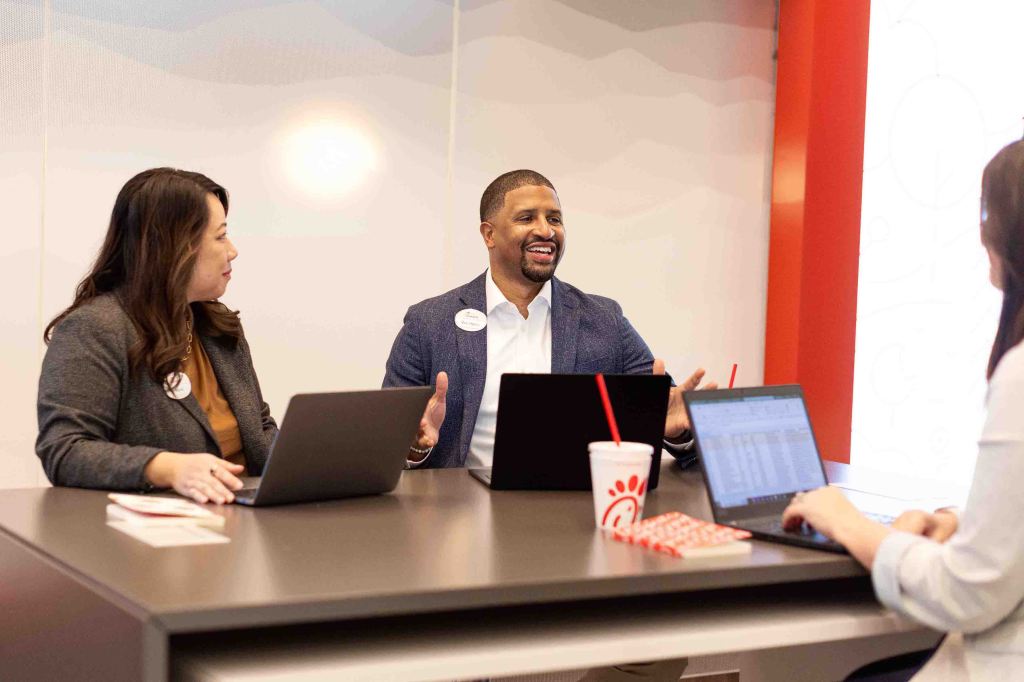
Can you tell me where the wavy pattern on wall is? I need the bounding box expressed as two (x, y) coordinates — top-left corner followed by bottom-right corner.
(0, 0), (775, 488)
(451, 0), (774, 390)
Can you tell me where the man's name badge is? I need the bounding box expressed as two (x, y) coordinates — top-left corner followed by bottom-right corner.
(164, 372), (192, 400)
(455, 308), (487, 332)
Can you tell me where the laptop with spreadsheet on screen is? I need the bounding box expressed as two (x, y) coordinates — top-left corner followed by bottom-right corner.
(683, 385), (896, 553)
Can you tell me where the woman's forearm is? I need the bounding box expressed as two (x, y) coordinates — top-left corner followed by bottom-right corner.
(833, 515), (894, 569)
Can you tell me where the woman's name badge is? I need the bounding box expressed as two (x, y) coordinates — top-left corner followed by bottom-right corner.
(164, 372), (192, 400)
(455, 308), (487, 332)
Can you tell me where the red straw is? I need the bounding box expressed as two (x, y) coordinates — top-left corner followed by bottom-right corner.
(595, 373), (622, 445)
(728, 363), (738, 389)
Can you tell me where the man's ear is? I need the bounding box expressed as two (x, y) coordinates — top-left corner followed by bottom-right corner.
(480, 221), (495, 248)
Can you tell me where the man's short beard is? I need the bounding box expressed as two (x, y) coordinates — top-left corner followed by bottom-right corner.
(520, 256), (558, 283)
(521, 266), (553, 283)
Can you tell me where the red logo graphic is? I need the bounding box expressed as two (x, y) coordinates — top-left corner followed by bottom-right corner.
(601, 475), (647, 528)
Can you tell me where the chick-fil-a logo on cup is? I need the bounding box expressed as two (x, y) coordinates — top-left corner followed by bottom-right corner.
(601, 474), (648, 528)
(588, 442), (653, 531)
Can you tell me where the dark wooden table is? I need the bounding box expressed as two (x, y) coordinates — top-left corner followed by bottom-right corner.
(0, 460), (944, 681)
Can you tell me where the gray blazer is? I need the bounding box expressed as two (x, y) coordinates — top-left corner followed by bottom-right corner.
(383, 272), (656, 468)
(37, 294), (278, 491)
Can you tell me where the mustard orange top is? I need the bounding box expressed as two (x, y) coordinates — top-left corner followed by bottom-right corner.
(182, 338), (246, 473)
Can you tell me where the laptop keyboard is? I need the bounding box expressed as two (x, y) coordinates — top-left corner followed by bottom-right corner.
(742, 518), (821, 538)
(739, 512), (892, 551)
(735, 517), (845, 551)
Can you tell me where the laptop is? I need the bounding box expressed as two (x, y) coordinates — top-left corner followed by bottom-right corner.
(469, 373), (671, 491)
(234, 387), (432, 507)
(683, 385), (896, 553)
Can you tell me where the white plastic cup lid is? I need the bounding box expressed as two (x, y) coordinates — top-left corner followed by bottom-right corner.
(588, 441), (653, 461)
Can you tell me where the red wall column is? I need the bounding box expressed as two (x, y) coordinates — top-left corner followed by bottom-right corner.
(765, 0), (871, 462)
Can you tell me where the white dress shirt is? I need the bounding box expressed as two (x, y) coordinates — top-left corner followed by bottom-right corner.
(406, 271), (687, 469)
(871, 340), (1024, 679)
(466, 271), (552, 468)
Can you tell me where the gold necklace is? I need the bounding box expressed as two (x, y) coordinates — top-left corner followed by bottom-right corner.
(181, 319), (193, 363)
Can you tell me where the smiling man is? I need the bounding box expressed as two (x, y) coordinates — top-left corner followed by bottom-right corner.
(384, 170), (699, 681)
(383, 169), (714, 471)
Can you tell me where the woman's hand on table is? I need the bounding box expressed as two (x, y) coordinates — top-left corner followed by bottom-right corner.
(145, 452), (244, 504)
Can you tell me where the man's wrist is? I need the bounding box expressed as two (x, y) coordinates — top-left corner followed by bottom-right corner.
(407, 443), (433, 464)
(664, 429), (691, 445)
(663, 430), (694, 453)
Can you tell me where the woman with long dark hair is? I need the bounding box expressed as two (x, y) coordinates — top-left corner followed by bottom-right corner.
(37, 168), (277, 504)
(783, 140), (1024, 678)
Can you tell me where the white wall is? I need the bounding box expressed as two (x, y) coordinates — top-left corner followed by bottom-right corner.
(0, 0), (777, 489)
(0, 1), (45, 488)
(853, 0), (1024, 482)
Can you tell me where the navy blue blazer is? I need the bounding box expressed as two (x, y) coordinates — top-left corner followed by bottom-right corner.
(383, 272), (657, 468)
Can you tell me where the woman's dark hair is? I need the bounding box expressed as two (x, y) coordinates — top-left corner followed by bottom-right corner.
(983, 140), (1024, 378)
(44, 167), (241, 382)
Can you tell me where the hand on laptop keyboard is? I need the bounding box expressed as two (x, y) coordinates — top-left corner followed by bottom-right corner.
(749, 518), (819, 538)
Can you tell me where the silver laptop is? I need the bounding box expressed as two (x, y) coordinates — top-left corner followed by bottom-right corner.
(683, 385), (896, 553)
(234, 387), (431, 507)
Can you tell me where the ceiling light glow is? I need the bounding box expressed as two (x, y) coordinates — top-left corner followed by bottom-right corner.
(281, 119), (379, 200)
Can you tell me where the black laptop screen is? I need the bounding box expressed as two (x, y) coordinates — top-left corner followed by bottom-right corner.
(689, 394), (827, 509)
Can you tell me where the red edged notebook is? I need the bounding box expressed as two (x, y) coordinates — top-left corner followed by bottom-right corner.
(612, 511), (752, 558)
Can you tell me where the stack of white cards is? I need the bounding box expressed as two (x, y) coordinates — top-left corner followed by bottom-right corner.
(106, 493), (229, 547)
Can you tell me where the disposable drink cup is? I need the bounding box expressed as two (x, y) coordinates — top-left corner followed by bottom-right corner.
(588, 441), (653, 531)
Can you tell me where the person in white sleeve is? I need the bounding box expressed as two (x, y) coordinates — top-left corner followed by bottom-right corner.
(782, 138), (1024, 680)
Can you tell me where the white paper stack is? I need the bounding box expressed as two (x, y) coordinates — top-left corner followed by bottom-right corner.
(106, 493), (229, 547)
